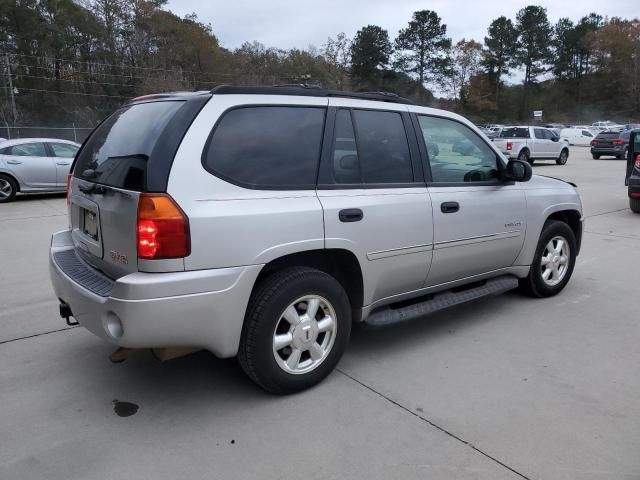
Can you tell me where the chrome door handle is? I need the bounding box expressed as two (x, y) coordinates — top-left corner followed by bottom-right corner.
(6, 160), (22, 165)
(56, 162), (71, 166)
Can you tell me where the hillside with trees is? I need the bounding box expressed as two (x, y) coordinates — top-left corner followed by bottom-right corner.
(1, 1), (639, 128)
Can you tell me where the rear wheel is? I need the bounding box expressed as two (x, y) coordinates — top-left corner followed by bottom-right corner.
(618, 147), (628, 160)
(517, 150), (531, 164)
(556, 148), (569, 165)
(631, 197), (640, 214)
(238, 267), (351, 394)
(592, 154), (600, 159)
(520, 220), (577, 298)
(0, 174), (17, 203)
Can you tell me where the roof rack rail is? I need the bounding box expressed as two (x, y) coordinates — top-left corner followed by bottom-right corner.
(210, 85), (414, 105)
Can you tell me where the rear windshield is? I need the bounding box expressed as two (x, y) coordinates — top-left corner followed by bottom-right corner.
(596, 132), (622, 139)
(74, 101), (183, 191)
(500, 128), (529, 138)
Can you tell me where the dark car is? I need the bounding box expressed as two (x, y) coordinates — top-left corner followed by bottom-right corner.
(590, 129), (631, 159)
(626, 130), (640, 213)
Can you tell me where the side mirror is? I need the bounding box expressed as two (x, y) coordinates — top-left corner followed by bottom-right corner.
(339, 154), (358, 170)
(551, 136), (559, 142)
(504, 159), (532, 182)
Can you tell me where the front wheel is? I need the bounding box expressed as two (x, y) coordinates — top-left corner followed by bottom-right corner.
(631, 197), (640, 214)
(520, 220), (577, 298)
(238, 267), (351, 394)
(556, 149), (569, 165)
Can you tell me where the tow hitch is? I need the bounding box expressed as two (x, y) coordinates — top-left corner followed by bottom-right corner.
(59, 301), (79, 326)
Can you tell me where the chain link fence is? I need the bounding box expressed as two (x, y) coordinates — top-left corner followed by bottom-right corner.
(0, 126), (93, 143)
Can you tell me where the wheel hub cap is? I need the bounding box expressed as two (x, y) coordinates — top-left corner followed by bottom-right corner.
(272, 295), (337, 375)
(540, 236), (570, 287)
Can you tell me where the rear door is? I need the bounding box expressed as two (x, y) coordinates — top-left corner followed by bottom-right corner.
(69, 100), (189, 278)
(416, 114), (526, 286)
(47, 142), (79, 186)
(1, 142), (56, 189)
(318, 100), (433, 305)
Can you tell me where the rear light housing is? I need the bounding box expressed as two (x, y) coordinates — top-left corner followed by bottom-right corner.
(506, 142), (512, 151)
(65, 174), (72, 205)
(137, 193), (190, 259)
(635, 154), (640, 170)
(612, 139), (624, 145)
(591, 140), (598, 146)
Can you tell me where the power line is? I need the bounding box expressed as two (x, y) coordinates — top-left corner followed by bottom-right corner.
(14, 88), (130, 99)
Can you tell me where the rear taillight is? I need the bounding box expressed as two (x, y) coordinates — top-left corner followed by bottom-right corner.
(506, 142), (512, 151)
(66, 174), (72, 205)
(613, 139), (624, 145)
(635, 154), (640, 170)
(591, 140), (598, 146)
(137, 194), (190, 259)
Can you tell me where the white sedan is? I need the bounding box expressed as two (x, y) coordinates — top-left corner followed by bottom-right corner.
(0, 138), (80, 203)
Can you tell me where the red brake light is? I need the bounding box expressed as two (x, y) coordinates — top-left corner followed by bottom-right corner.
(613, 139), (624, 145)
(635, 154), (640, 170)
(591, 140), (598, 146)
(66, 174), (72, 205)
(137, 194), (190, 259)
(506, 142), (512, 151)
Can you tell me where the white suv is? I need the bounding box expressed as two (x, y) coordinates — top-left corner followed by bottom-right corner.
(50, 86), (583, 393)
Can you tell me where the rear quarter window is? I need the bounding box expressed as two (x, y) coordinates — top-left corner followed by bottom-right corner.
(203, 106), (325, 189)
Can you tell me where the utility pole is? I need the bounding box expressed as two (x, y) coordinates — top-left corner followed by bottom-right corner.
(5, 54), (17, 125)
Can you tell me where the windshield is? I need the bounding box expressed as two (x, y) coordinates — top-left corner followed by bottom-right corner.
(74, 101), (183, 191)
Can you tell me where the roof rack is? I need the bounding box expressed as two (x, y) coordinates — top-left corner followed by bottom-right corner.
(210, 85), (414, 105)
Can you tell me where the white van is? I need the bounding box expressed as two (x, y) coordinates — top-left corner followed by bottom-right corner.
(560, 128), (595, 146)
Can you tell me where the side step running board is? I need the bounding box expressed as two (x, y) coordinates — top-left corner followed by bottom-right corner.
(365, 275), (519, 327)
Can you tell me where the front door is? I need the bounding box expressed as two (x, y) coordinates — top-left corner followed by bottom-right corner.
(415, 114), (527, 287)
(0, 141), (56, 189)
(318, 102), (434, 306)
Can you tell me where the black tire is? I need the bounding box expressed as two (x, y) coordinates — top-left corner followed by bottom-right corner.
(517, 150), (531, 164)
(238, 267), (351, 394)
(0, 174), (17, 203)
(520, 220), (577, 298)
(631, 197), (640, 214)
(592, 154), (600, 159)
(556, 148), (569, 165)
(618, 147), (628, 160)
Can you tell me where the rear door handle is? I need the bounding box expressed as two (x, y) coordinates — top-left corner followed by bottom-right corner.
(56, 162), (70, 166)
(339, 208), (363, 222)
(441, 202), (459, 214)
(6, 160), (22, 165)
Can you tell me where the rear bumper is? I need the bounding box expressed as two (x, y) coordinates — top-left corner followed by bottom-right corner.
(49, 230), (262, 358)
(590, 146), (625, 155)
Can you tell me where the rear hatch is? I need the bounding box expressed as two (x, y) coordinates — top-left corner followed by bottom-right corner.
(594, 132), (620, 148)
(68, 94), (210, 279)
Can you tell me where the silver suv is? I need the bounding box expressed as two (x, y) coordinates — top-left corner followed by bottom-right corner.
(49, 86), (583, 393)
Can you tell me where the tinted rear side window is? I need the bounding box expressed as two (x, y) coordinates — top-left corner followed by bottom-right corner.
(74, 101), (183, 191)
(204, 106), (325, 189)
(501, 128), (529, 138)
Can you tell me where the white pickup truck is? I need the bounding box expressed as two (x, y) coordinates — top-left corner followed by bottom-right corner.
(493, 126), (570, 165)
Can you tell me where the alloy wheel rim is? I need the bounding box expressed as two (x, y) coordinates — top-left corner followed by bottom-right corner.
(0, 179), (12, 199)
(272, 295), (337, 375)
(540, 236), (570, 286)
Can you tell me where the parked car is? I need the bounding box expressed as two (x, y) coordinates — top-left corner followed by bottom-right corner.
(545, 123), (566, 130)
(627, 129), (640, 213)
(623, 124), (640, 131)
(590, 130), (631, 159)
(0, 138), (80, 203)
(493, 126), (570, 165)
(49, 86), (583, 394)
(592, 121), (621, 130)
(560, 127), (595, 146)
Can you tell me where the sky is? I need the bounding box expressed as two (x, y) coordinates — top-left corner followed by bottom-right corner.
(166, 0), (637, 52)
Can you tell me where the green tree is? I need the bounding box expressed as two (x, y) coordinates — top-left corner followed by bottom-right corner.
(483, 16), (518, 102)
(350, 25), (392, 83)
(393, 10), (451, 86)
(515, 5), (552, 86)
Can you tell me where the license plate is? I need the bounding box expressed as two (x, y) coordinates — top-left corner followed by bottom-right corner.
(83, 209), (98, 241)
